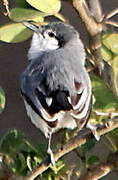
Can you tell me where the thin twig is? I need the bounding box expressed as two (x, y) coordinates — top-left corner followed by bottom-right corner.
(22, 118), (118, 180)
(105, 20), (118, 28)
(105, 8), (118, 19)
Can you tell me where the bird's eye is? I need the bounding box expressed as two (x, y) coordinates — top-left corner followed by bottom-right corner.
(48, 32), (55, 37)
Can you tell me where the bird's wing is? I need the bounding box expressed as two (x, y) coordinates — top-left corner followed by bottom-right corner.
(21, 58), (72, 123)
(21, 53), (91, 128)
(70, 74), (92, 130)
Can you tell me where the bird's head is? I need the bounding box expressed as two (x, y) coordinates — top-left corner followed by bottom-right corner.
(23, 22), (79, 59)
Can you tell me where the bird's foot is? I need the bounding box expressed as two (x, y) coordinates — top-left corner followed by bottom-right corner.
(87, 123), (100, 141)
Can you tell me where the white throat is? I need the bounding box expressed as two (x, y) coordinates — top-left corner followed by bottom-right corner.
(28, 33), (59, 60)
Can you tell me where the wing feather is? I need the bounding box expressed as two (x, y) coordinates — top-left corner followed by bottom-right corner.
(70, 75), (92, 129)
(21, 53), (91, 129)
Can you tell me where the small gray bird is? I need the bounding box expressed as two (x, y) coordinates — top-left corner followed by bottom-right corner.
(21, 22), (92, 164)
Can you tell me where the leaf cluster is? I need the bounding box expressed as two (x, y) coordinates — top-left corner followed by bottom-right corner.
(0, 130), (66, 179)
(0, 0), (64, 43)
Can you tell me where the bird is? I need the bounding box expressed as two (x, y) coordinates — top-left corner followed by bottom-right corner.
(20, 21), (92, 165)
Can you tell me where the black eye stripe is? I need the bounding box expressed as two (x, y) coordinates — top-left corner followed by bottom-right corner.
(48, 32), (55, 37)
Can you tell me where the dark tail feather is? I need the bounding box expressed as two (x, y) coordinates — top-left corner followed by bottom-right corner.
(48, 91), (73, 114)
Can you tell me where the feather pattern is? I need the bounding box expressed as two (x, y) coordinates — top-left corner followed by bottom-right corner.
(21, 22), (92, 136)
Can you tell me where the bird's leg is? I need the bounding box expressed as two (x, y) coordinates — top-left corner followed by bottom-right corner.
(86, 122), (100, 141)
(47, 132), (55, 166)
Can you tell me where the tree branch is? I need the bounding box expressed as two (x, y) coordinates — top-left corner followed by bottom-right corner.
(72, 0), (104, 36)
(87, 0), (104, 23)
(79, 152), (118, 180)
(72, 0), (114, 87)
(21, 118), (118, 180)
(72, 0), (105, 77)
(105, 8), (118, 20)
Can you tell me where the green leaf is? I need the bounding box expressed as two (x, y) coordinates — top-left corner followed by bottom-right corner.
(101, 44), (113, 62)
(0, 87), (5, 114)
(0, 23), (32, 43)
(0, 130), (45, 176)
(10, 8), (45, 22)
(111, 56), (118, 97)
(26, 155), (33, 171)
(0, 130), (25, 155)
(36, 143), (47, 157)
(26, 0), (61, 14)
(105, 128), (118, 152)
(81, 139), (95, 153)
(102, 33), (118, 55)
(0, 130), (37, 155)
(13, 153), (27, 175)
(87, 155), (99, 166)
(13, 0), (30, 8)
(91, 74), (118, 110)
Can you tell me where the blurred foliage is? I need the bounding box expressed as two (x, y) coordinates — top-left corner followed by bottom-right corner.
(102, 33), (118, 55)
(89, 33), (118, 124)
(87, 155), (99, 166)
(81, 139), (95, 154)
(0, 130), (66, 179)
(0, 130), (41, 176)
(101, 33), (118, 97)
(92, 74), (118, 111)
(89, 74), (118, 125)
(0, 86), (5, 114)
(104, 127), (118, 153)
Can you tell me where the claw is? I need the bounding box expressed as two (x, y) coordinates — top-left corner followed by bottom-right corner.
(87, 123), (100, 141)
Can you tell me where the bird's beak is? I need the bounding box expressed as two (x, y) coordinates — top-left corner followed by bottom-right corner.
(23, 22), (42, 33)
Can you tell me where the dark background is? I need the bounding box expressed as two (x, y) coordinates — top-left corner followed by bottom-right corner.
(0, 1), (118, 179)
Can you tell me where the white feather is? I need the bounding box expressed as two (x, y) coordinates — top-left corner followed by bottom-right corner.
(24, 100), (50, 138)
(46, 97), (53, 106)
(28, 32), (59, 60)
(24, 100), (77, 137)
(67, 97), (71, 104)
(73, 87), (88, 110)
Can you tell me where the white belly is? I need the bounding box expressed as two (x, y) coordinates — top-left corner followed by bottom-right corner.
(24, 100), (77, 138)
